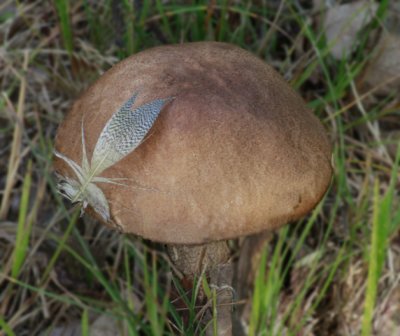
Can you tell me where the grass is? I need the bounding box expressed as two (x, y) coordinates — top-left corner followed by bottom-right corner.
(11, 160), (33, 279)
(54, 0), (74, 56)
(0, 0), (399, 335)
(362, 146), (400, 336)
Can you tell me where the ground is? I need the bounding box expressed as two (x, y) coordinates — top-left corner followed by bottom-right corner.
(0, 1), (399, 335)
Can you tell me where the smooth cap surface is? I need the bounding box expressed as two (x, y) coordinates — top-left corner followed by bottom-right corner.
(54, 42), (332, 244)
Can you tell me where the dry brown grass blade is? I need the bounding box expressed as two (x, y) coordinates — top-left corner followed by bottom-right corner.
(348, 72), (392, 163)
(0, 50), (29, 220)
(324, 72), (400, 123)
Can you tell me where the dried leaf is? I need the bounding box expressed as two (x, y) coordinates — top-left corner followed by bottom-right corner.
(89, 314), (121, 336)
(364, 33), (400, 94)
(49, 322), (81, 336)
(324, 1), (378, 59)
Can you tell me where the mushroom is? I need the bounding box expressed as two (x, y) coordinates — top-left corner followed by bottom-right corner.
(53, 42), (332, 335)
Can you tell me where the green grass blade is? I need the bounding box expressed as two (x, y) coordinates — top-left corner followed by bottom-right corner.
(361, 180), (383, 336)
(217, 0), (229, 41)
(248, 245), (268, 336)
(212, 287), (218, 335)
(0, 315), (16, 336)
(11, 160), (33, 279)
(122, 0), (135, 55)
(155, 0), (175, 43)
(362, 144), (400, 335)
(40, 209), (79, 284)
(54, 0), (73, 54)
(81, 308), (89, 336)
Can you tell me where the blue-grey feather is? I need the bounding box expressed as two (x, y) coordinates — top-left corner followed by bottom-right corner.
(91, 93), (172, 174)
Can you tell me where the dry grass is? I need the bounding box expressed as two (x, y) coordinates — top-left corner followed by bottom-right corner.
(0, 1), (399, 335)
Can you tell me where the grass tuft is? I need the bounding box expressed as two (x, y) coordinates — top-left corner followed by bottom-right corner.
(0, 1), (399, 335)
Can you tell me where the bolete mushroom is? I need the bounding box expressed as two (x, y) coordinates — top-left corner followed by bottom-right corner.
(53, 42), (332, 335)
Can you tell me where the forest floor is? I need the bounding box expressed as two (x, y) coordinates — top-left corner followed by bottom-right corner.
(0, 1), (399, 335)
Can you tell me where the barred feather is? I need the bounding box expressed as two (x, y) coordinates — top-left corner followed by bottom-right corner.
(91, 93), (172, 175)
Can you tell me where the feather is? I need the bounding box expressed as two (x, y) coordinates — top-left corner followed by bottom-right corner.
(81, 119), (90, 174)
(85, 182), (110, 221)
(54, 92), (173, 223)
(91, 94), (172, 175)
(54, 150), (85, 185)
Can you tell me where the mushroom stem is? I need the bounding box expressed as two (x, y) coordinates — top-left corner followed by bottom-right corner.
(166, 241), (233, 335)
(167, 241), (231, 278)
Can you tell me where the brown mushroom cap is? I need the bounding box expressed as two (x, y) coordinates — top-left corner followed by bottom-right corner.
(54, 42), (332, 244)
